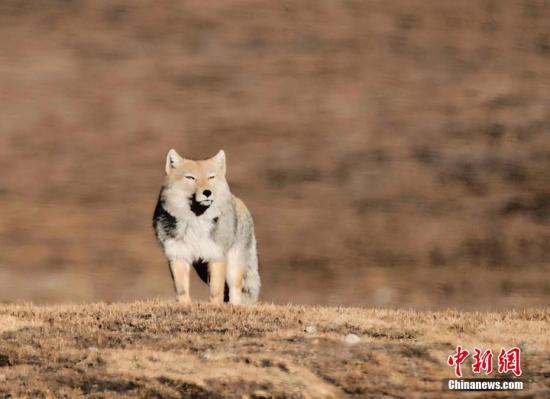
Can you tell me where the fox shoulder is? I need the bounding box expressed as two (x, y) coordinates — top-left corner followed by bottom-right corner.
(233, 196), (252, 218)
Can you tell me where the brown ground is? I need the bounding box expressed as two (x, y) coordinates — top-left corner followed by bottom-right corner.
(0, 301), (548, 398)
(0, 1), (549, 308)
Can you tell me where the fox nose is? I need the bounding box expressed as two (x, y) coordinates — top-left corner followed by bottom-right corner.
(203, 189), (212, 198)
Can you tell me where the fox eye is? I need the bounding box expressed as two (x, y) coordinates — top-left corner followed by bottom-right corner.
(185, 176), (196, 181)
(208, 175), (216, 180)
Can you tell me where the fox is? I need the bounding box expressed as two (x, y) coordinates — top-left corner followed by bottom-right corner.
(152, 149), (260, 304)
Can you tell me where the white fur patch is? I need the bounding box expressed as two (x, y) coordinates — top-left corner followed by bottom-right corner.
(163, 217), (224, 264)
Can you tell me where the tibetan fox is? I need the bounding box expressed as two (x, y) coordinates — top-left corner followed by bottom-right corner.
(153, 149), (260, 304)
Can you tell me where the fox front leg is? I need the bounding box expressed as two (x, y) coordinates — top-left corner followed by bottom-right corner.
(169, 260), (191, 304)
(226, 264), (244, 305)
(208, 260), (227, 304)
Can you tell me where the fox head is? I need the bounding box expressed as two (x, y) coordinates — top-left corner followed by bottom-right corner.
(164, 149), (231, 215)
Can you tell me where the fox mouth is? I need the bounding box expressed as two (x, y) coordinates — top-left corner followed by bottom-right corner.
(189, 194), (211, 216)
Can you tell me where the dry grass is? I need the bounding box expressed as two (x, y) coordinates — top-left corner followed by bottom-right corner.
(0, 301), (548, 398)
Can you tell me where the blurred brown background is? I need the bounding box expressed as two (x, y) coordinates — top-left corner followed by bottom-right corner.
(0, 0), (549, 309)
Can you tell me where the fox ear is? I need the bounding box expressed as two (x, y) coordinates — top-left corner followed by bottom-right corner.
(212, 150), (226, 175)
(165, 149), (184, 175)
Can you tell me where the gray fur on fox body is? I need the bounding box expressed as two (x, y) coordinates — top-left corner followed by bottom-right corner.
(153, 149), (260, 304)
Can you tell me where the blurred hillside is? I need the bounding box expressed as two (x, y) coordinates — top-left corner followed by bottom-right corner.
(0, 0), (549, 308)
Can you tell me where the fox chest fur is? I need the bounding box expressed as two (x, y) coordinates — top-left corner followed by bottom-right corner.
(153, 188), (237, 265)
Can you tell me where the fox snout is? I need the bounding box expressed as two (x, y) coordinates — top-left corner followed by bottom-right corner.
(195, 188), (213, 203)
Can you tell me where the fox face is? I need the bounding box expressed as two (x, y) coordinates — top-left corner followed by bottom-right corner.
(164, 149), (231, 216)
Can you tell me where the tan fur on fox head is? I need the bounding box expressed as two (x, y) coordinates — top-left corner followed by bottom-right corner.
(164, 149), (230, 208)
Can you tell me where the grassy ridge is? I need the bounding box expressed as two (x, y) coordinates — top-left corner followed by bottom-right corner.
(0, 301), (548, 398)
